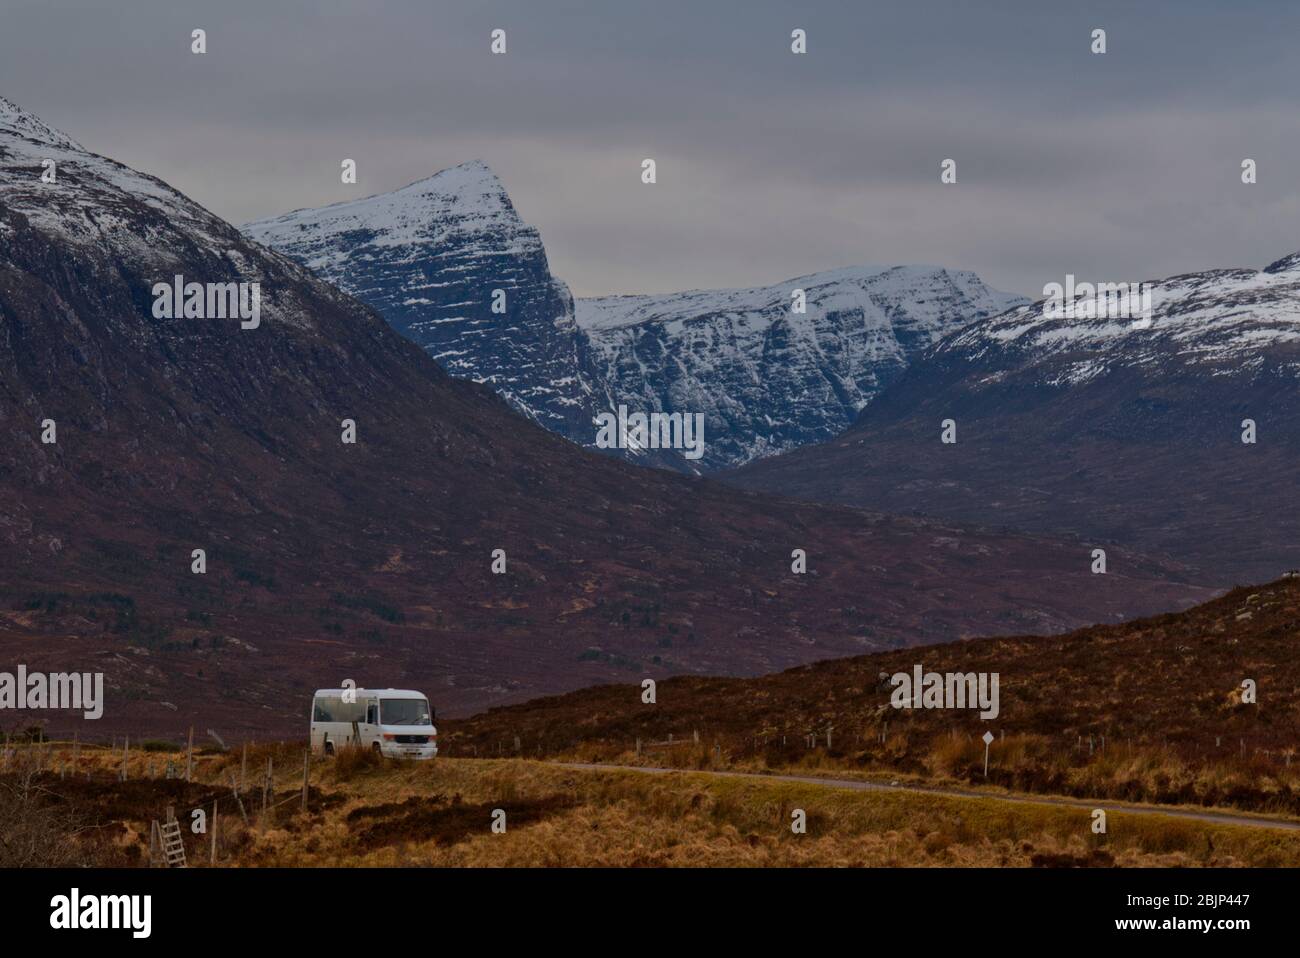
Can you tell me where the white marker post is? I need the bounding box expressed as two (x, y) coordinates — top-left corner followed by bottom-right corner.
(982, 730), (994, 778)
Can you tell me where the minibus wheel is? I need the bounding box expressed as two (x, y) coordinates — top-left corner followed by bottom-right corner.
(324, 740), (335, 757)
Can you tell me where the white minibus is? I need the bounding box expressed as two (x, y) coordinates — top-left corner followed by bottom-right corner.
(310, 687), (437, 759)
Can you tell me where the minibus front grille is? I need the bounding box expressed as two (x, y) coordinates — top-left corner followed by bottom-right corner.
(394, 735), (430, 744)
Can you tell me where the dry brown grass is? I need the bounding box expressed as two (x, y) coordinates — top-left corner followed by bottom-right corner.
(259, 758), (1300, 867)
(15, 743), (1300, 868)
(331, 743), (384, 780)
(144, 753), (1300, 866)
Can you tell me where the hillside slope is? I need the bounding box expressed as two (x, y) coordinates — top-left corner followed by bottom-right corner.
(447, 575), (1300, 813)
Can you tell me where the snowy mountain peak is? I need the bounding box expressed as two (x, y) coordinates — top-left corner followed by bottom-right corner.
(243, 160), (536, 277)
(242, 160), (597, 439)
(0, 95), (83, 151)
(401, 158), (503, 191)
(383, 159), (515, 217)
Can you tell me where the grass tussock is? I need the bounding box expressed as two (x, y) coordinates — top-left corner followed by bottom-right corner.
(332, 743), (385, 781)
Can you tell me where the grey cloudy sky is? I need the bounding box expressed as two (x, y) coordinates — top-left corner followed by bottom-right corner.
(3, 0), (1298, 298)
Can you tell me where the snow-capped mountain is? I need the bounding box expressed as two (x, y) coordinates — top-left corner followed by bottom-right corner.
(730, 253), (1300, 583)
(243, 161), (603, 440)
(936, 258), (1300, 385)
(243, 162), (1025, 472)
(0, 95), (251, 264)
(577, 266), (1027, 470)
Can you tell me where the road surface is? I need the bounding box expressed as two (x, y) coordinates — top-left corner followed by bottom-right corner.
(556, 761), (1300, 832)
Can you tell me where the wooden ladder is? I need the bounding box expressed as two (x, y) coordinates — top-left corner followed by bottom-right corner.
(158, 814), (187, 868)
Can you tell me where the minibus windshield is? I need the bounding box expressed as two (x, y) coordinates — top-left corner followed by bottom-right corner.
(381, 698), (432, 726)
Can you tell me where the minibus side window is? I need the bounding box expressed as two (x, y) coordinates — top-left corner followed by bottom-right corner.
(313, 696), (344, 722)
(366, 703), (377, 725)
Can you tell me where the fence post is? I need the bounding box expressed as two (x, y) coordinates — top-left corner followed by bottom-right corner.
(230, 771), (249, 825)
(241, 743), (247, 793)
(210, 799), (218, 864)
(186, 726), (194, 782)
(301, 751), (310, 812)
(121, 735), (129, 781)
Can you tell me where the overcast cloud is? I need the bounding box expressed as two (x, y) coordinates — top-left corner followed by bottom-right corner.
(3, 0), (1298, 297)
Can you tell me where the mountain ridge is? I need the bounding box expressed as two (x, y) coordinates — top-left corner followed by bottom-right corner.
(728, 247), (1300, 583)
(245, 162), (1026, 473)
(576, 263), (1027, 470)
